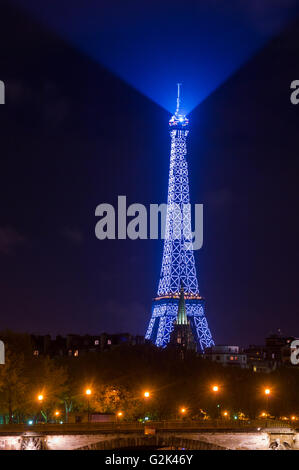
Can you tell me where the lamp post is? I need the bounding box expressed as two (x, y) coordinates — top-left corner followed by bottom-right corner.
(180, 407), (187, 420)
(85, 388), (92, 423)
(37, 394), (44, 423)
(211, 385), (220, 419)
(143, 391), (151, 421)
(54, 410), (60, 423)
(264, 388), (271, 416)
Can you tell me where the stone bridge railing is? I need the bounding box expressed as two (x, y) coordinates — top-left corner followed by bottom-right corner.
(0, 420), (297, 450)
(0, 418), (295, 435)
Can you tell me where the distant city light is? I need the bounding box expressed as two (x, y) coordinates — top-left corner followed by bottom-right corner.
(212, 385), (219, 392)
(117, 411), (123, 417)
(180, 407), (186, 414)
(37, 394), (44, 401)
(85, 388), (92, 396)
(144, 416), (149, 421)
(28, 420), (33, 425)
(264, 388), (271, 395)
(144, 391), (150, 398)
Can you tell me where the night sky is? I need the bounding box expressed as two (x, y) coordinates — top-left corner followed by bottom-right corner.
(0, 1), (299, 346)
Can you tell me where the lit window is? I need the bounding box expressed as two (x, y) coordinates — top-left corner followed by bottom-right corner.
(94, 340), (99, 345)
(74, 350), (79, 357)
(33, 350), (39, 356)
(107, 339), (112, 345)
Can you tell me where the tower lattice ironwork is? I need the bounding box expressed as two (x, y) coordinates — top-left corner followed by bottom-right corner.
(145, 84), (214, 352)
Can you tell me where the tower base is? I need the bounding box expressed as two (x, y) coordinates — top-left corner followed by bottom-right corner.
(145, 297), (214, 352)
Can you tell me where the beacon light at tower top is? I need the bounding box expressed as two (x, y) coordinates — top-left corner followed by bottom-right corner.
(169, 83), (189, 128)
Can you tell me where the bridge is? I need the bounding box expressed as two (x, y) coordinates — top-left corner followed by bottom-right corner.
(0, 420), (298, 450)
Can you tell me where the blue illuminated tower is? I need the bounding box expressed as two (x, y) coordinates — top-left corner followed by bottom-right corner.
(145, 84), (214, 352)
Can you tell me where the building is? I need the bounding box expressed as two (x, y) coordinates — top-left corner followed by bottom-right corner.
(145, 85), (214, 351)
(30, 332), (145, 358)
(244, 332), (299, 372)
(203, 345), (247, 368)
(243, 344), (271, 373)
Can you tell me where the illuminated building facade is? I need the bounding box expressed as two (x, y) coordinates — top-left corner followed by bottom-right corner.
(145, 85), (214, 351)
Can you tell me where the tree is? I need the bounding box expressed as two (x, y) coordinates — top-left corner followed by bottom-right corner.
(0, 331), (33, 423)
(29, 356), (68, 422)
(0, 347), (28, 423)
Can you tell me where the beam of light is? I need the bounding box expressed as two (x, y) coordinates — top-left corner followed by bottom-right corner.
(11, 0), (299, 112)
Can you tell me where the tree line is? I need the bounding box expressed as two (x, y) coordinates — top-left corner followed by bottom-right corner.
(0, 331), (299, 423)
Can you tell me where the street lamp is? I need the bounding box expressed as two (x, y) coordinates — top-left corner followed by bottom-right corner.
(264, 388), (271, 414)
(54, 410), (60, 422)
(85, 388), (92, 423)
(211, 385), (220, 418)
(37, 394), (44, 423)
(143, 391), (150, 399)
(180, 407), (187, 415)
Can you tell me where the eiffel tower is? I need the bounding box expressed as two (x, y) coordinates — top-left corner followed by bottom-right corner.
(145, 85), (214, 352)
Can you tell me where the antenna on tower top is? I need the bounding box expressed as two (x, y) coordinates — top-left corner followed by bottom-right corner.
(176, 83), (182, 114)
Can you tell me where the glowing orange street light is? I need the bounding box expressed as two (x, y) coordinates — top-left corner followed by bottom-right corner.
(85, 388), (92, 423)
(117, 411), (123, 418)
(211, 385), (221, 418)
(54, 411), (60, 417)
(264, 388), (271, 414)
(291, 416), (296, 421)
(37, 394), (44, 402)
(144, 391), (150, 398)
(180, 407), (186, 414)
(223, 411), (229, 417)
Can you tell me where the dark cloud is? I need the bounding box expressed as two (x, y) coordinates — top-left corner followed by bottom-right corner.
(100, 299), (147, 333)
(62, 227), (84, 244)
(0, 227), (25, 255)
(205, 188), (233, 210)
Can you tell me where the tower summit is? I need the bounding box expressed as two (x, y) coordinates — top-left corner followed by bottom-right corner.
(145, 85), (214, 352)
